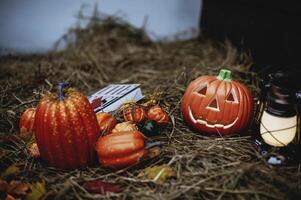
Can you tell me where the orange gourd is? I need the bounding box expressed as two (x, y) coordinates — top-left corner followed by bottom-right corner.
(147, 105), (169, 125)
(182, 69), (253, 135)
(34, 83), (100, 169)
(111, 122), (138, 133)
(123, 106), (146, 123)
(96, 112), (117, 134)
(95, 131), (145, 169)
(19, 107), (36, 140)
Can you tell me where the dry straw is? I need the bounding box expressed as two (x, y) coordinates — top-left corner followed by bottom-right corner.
(0, 16), (300, 200)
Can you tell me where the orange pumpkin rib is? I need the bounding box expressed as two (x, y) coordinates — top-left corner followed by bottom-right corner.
(55, 101), (69, 165)
(49, 102), (65, 168)
(64, 99), (82, 168)
(97, 132), (144, 157)
(69, 97), (91, 166)
(99, 139), (144, 158)
(75, 94), (100, 149)
(44, 102), (56, 166)
(217, 81), (229, 125)
(34, 100), (47, 162)
(71, 99), (93, 164)
(239, 83), (253, 130)
(101, 149), (145, 168)
(40, 100), (53, 164)
(65, 98), (88, 167)
(56, 102), (76, 168)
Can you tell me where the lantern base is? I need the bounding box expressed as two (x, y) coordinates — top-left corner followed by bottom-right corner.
(255, 139), (300, 166)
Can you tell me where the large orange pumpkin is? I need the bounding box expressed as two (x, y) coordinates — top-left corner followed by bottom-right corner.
(34, 83), (100, 169)
(19, 107), (36, 140)
(95, 131), (145, 169)
(182, 69), (253, 135)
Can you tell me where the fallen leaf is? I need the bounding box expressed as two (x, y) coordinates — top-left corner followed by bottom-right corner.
(1, 164), (20, 178)
(138, 164), (174, 184)
(83, 179), (121, 195)
(26, 181), (46, 200)
(5, 194), (20, 200)
(0, 179), (8, 191)
(0, 180), (28, 199)
(143, 146), (161, 159)
(8, 181), (29, 195)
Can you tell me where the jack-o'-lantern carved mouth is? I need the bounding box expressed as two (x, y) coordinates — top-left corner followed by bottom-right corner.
(188, 107), (238, 129)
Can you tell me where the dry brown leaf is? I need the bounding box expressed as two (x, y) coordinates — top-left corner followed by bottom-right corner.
(0, 179), (8, 191)
(83, 179), (121, 195)
(1, 164), (20, 178)
(8, 181), (29, 195)
(26, 180), (46, 200)
(138, 164), (174, 184)
(5, 194), (20, 200)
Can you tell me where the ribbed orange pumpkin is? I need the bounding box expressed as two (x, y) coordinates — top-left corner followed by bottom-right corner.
(123, 106), (146, 123)
(182, 69), (253, 135)
(147, 105), (169, 125)
(34, 83), (100, 169)
(96, 112), (117, 135)
(95, 131), (145, 169)
(19, 107), (36, 140)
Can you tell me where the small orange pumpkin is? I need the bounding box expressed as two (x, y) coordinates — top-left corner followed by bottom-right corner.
(111, 122), (138, 133)
(123, 106), (146, 123)
(147, 105), (169, 125)
(95, 131), (145, 169)
(96, 112), (117, 134)
(27, 142), (40, 158)
(19, 107), (36, 140)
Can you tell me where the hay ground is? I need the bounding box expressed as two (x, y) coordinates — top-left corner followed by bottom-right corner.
(0, 18), (300, 200)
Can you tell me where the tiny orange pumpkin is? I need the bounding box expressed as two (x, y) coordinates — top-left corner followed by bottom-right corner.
(123, 106), (146, 123)
(111, 122), (138, 133)
(96, 112), (117, 134)
(19, 107), (36, 140)
(95, 131), (145, 169)
(27, 142), (40, 158)
(147, 105), (169, 126)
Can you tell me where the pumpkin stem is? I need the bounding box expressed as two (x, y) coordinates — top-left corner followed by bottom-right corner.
(58, 82), (69, 100)
(217, 69), (232, 81)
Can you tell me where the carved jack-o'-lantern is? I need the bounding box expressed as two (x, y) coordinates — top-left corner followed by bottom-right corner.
(182, 69), (253, 135)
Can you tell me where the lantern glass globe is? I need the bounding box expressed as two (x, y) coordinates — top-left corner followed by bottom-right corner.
(260, 111), (297, 147)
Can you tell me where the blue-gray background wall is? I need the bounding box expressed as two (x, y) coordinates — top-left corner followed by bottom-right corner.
(0, 0), (202, 55)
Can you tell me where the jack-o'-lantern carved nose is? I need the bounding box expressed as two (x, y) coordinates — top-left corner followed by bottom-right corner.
(207, 97), (219, 111)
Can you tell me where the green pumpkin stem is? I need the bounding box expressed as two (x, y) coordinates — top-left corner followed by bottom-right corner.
(217, 69), (232, 81)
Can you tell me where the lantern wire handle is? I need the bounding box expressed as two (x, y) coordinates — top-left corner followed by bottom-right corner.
(58, 82), (69, 101)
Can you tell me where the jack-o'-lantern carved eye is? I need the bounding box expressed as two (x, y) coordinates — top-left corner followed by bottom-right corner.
(226, 90), (238, 103)
(196, 84), (207, 96)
